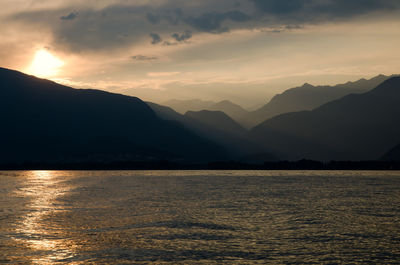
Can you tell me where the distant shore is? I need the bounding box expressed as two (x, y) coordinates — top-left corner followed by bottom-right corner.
(1, 160), (399, 170)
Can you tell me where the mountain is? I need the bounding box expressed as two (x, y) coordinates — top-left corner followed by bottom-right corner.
(0, 67), (226, 163)
(162, 99), (249, 125)
(249, 77), (400, 161)
(245, 75), (392, 127)
(206, 100), (249, 123)
(185, 110), (247, 136)
(381, 144), (400, 161)
(147, 103), (275, 160)
(162, 99), (216, 114)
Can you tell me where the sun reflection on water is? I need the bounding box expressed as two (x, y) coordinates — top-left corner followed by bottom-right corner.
(13, 171), (77, 264)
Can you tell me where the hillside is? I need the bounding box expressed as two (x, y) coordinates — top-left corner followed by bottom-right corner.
(185, 110), (247, 136)
(381, 144), (400, 161)
(0, 67), (226, 163)
(207, 100), (249, 123)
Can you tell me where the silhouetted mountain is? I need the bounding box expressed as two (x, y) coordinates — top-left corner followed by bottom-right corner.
(249, 77), (400, 161)
(0, 67), (226, 163)
(162, 99), (249, 125)
(245, 75), (392, 127)
(185, 110), (247, 136)
(162, 99), (215, 114)
(381, 143), (400, 161)
(147, 103), (276, 159)
(207, 100), (249, 123)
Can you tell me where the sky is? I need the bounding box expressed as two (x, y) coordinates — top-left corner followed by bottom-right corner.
(1, 0), (400, 107)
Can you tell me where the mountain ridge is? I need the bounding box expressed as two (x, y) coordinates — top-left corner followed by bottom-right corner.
(0, 67), (226, 163)
(245, 74), (393, 127)
(249, 76), (400, 161)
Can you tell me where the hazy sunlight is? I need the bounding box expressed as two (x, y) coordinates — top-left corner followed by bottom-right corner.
(27, 50), (64, 78)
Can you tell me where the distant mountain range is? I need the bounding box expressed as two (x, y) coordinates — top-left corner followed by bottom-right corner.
(162, 99), (216, 113)
(147, 102), (270, 159)
(163, 75), (392, 129)
(185, 110), (246, 136)
(162, 99), (249, 125)
(249, 77), (400, 161)
(205, 100), (249, 123)
(0, 67), (226, 163)
(1, 66), (399, 165)
(244, 75), (392, 127)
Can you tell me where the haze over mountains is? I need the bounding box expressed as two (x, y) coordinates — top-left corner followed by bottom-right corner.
(147, 102), (265, 159)
(164, 75), (392, 128)
(1, 67), (399, 164)
(162, 99), (250, 125)
(243, 75), (392, 127)
(250, 77), (400, 161)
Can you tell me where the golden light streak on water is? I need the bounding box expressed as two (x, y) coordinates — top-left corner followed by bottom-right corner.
(12, 171), (77, 264)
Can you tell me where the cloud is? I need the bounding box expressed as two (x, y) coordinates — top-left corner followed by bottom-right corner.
(251, 0), (400, 22)
(60, 12), (78, 20)
(183, 10), (251, 33)
(149, 33), (162, 45)
(252, 0), (306, 14)
(171, 30), (192, 42)
(146, 12), (160, 25)
(7, 0), (400, 53)
(162, 41), (177, 46)
(131, 55), (158, 61)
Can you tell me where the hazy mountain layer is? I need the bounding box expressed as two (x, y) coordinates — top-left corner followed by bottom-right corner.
(245, 75), (392, 127)
(162, 99), (216, 114)
(250, 77), (400, 161)
(147, 103), (275, 160)
(206, 100), (249, 123)
(185, 110), (247, 136)
(163, 99), (249, 124)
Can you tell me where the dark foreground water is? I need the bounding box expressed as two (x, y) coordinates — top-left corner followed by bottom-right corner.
(1, 171), (400, 264)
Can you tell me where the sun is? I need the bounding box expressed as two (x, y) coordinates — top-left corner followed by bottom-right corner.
(27, 50), (65, 78)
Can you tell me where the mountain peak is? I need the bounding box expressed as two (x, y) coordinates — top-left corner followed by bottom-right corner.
(302, 82), (314, 88)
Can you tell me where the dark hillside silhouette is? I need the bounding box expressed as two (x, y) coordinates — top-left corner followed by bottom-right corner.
(381, 143), (400, 161)
(185, 110), (247, 136)
(0, 67), (226, 163)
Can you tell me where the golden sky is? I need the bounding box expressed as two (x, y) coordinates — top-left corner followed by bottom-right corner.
(1, 0), (400, 106)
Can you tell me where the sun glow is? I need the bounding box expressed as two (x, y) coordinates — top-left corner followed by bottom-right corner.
(27, 50), (64, 78)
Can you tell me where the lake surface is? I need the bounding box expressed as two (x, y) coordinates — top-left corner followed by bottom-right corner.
(1, 170), (400, 264)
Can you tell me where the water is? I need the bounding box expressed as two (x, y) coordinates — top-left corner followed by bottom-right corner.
(1, 170), (400, 264)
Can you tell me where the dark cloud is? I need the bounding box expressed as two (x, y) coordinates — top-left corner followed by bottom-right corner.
(150, 33), (162, 44)
(261, 24), (304, 33)
(9, 0), (400, 52)
(131, 55), (158, 61)
(162, 41), (178, 46)
(146, 13), (160, 25)
(251, 0), (400, 22)
(184, 10), (251, 32)
(171, 30), (192, 42)
(60, 12), (78, 21)
(252, 0), (306, 14)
